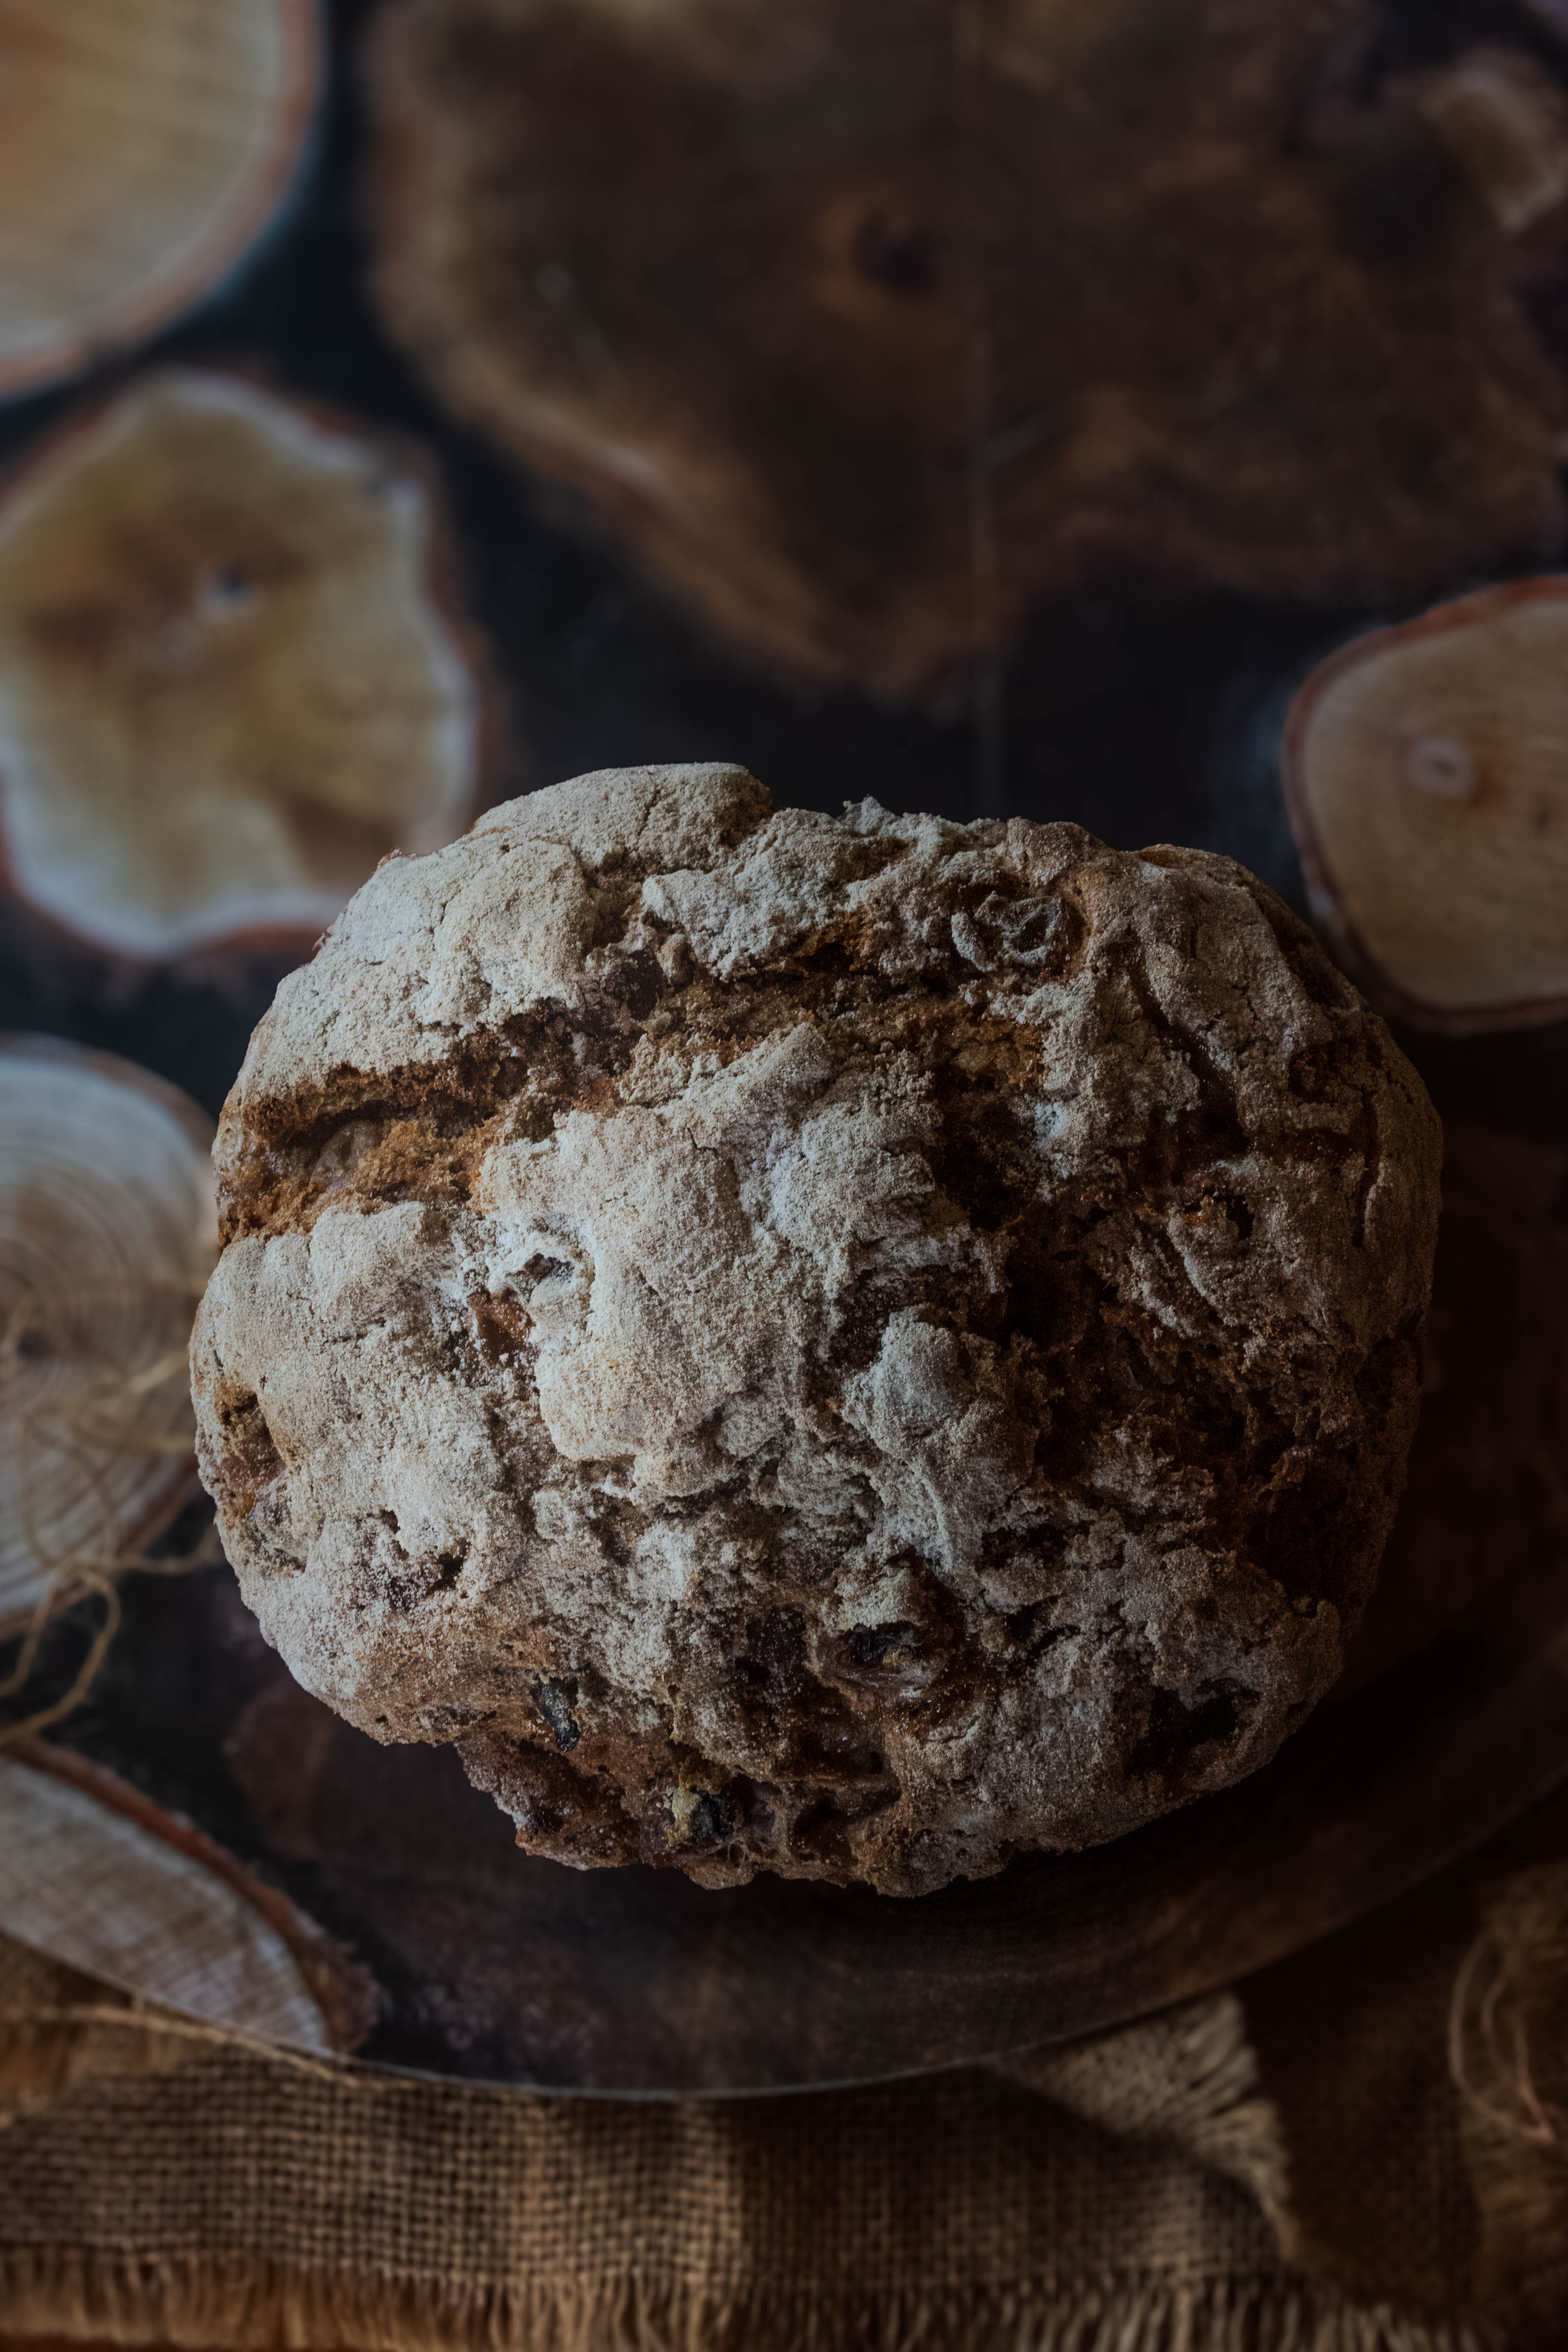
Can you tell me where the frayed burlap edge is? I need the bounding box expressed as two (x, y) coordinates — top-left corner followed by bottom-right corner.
(0, 2252), (1490, 2352)
(996, 1990), (1294, 2242)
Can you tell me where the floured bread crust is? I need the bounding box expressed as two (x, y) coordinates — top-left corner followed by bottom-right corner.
(192, 764), (1442, 1896)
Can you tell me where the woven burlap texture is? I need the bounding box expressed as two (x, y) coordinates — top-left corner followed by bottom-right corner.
(3, 1800), (1567, 2352)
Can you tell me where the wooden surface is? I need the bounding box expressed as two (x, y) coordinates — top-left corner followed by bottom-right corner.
(1284, 579), (1568, 1030)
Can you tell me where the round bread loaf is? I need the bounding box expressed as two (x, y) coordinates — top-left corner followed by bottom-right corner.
(192, 765), (1442, 1895)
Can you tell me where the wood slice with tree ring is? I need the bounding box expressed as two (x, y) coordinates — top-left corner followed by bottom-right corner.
(0, 1737), (375, 2054)
(0, 1035), (215, 1635)
(366, 0), (1568, 702)
(1283, 580), (1568, 1033)
(0, 0), (320, 403)
(0, 371), (493, 964)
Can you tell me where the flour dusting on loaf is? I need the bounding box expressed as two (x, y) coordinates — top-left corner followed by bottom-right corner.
(192, 764), (1442, 1895)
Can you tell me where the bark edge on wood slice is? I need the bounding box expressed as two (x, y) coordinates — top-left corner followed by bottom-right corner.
(0, 0), (321, 402)
(0, 1735), (377, 2055)
(1283, 578), (1568, 1033)
(0, 369), (496, 968)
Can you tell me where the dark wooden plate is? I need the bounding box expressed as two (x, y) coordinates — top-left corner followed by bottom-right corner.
(17, 1121), (1568, 2097)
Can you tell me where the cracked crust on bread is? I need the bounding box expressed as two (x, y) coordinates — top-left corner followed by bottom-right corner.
(192, 763), (1442, 1895)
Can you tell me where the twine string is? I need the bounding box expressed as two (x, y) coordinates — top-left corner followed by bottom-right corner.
(0, 1272), (218, 1746)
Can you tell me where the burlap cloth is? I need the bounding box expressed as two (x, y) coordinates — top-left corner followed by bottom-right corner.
(2, 1786), (1566, 2352)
